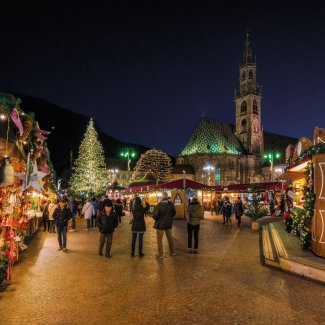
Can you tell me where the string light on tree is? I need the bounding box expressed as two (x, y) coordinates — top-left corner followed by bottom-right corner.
(69, 118), (107, 197)
(133, 149), (172, 183)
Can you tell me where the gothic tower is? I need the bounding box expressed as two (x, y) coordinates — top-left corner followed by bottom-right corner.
(235, 33), (264, 155)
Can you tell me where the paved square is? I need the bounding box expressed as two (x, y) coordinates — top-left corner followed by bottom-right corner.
(0, 213), (324, 324)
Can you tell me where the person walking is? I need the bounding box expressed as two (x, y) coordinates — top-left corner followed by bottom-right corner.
(97, 199), (118, 258)
(153, 191), (176, 258)
(130, 197), (149, 257)
(224, 196), (233, 226)
(82, 199), (95, 231)
(91, 198), (99, 228)
(187, 197), (204, 253)
(53, 198), (72, 251)
(114, 198), (123, 225)
(233, 196), (244, 227)
(48, 199), (57, 233)
(69, 197), (78, 231)
(42, 200), (51, 232)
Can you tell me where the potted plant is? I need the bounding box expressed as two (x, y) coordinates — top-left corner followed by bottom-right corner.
(244, 194), (269, 230)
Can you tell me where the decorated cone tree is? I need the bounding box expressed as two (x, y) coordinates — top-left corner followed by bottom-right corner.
(69, 119), (107, 197)
(133, 149), (172, 183)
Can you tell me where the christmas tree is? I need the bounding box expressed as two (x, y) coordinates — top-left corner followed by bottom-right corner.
(133, 149), (172, 183)
(69, 119), (107, 197)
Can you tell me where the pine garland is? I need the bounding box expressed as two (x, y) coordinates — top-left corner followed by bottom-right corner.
(300, 161), (315, 249)
(69, 119), (107, 197)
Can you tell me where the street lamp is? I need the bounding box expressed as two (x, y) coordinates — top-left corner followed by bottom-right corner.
(120, 148), (136, 171)
(264, 152), (280, 181)
(203, 165), (214, 185)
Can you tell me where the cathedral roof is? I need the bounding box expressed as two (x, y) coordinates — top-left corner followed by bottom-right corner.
(180, 118), (246, 156)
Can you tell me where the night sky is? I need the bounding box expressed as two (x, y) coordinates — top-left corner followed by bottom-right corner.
(1, 1), (325, 156)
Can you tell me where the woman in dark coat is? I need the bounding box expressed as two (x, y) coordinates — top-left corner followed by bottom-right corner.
(131, 196), (149, 257)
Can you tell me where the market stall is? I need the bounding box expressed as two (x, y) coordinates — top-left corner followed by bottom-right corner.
(279, 130), (325, 257)
(123, 179), (216, 218)
(0, 93), (56, 281)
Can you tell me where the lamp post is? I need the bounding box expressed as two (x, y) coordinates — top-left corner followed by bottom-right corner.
(264, 152), (280, 181)
(120, 148), (136, 171)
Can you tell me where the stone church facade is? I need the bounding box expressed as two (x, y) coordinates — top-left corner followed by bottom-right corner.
(176, 34), (297, 186)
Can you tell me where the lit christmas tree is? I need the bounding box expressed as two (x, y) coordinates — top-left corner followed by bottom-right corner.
(133, 149), (172, 183)
(69, 119), (107, 197)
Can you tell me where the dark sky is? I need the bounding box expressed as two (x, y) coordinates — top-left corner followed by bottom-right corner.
(1, 1), (325, 156)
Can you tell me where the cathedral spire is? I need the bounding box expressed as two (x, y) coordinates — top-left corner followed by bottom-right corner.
(241, 33), (255, 66)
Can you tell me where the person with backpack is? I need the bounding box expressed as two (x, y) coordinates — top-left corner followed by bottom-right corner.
(187, 197), (204, 253)
(153, 192), (176, 258)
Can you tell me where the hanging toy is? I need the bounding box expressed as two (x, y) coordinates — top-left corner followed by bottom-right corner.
(0, 157), (15, 187)
(10, 108), (24, 137)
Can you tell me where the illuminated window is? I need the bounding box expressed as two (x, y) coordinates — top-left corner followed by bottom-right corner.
(215, 166), (221, 185)
(241, 101), (247, 114)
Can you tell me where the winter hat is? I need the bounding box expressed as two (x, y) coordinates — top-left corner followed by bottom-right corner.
(103, 199), (113, 207)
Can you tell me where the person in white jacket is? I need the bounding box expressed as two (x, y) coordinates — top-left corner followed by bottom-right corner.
(48, 200), (57, 233)
(82, 199), (95, 231)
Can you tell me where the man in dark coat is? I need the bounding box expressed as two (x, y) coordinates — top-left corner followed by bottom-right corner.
(53, 198), (72, 251)
(97, 199), (118, 257)
(153, 192), (176, 258)
(233, 196), (244, 227)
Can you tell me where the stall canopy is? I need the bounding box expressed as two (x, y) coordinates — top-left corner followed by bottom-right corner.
(215, 182), (286, 193)
(123, 178), (215, 194)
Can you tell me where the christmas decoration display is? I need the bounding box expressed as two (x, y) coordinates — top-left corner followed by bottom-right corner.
(132, 149), (172, 183)
(0, 157), (15, 187)
(0, 93), (57, 282)
(69, 118), (107, 197)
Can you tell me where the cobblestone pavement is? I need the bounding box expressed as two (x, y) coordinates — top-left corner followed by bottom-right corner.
(0, 213), (324, 325)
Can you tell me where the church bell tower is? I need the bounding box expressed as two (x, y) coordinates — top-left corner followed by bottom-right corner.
(235, 33), (264, 155)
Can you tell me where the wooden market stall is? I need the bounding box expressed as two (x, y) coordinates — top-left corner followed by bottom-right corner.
(279, 130), (325, 257)
(123, 178), (216, 218)
(0, 93), (56, 281)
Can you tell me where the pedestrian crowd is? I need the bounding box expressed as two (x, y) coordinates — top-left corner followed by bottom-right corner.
(41, 192), (245, 257)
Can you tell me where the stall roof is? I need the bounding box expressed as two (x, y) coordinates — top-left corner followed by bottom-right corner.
(151, 179), (215, 190)
(214, 182), (285, 193)
(123, 178), (215, 194)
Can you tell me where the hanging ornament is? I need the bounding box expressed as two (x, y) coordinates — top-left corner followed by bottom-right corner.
(10, 108), (24, 137)
(0, 157), (15, 187)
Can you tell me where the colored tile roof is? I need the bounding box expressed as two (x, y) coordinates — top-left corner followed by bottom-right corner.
(180, 118), (246, 156)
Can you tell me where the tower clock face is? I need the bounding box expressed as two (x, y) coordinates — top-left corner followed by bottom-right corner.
(297, 141), (302, 156)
